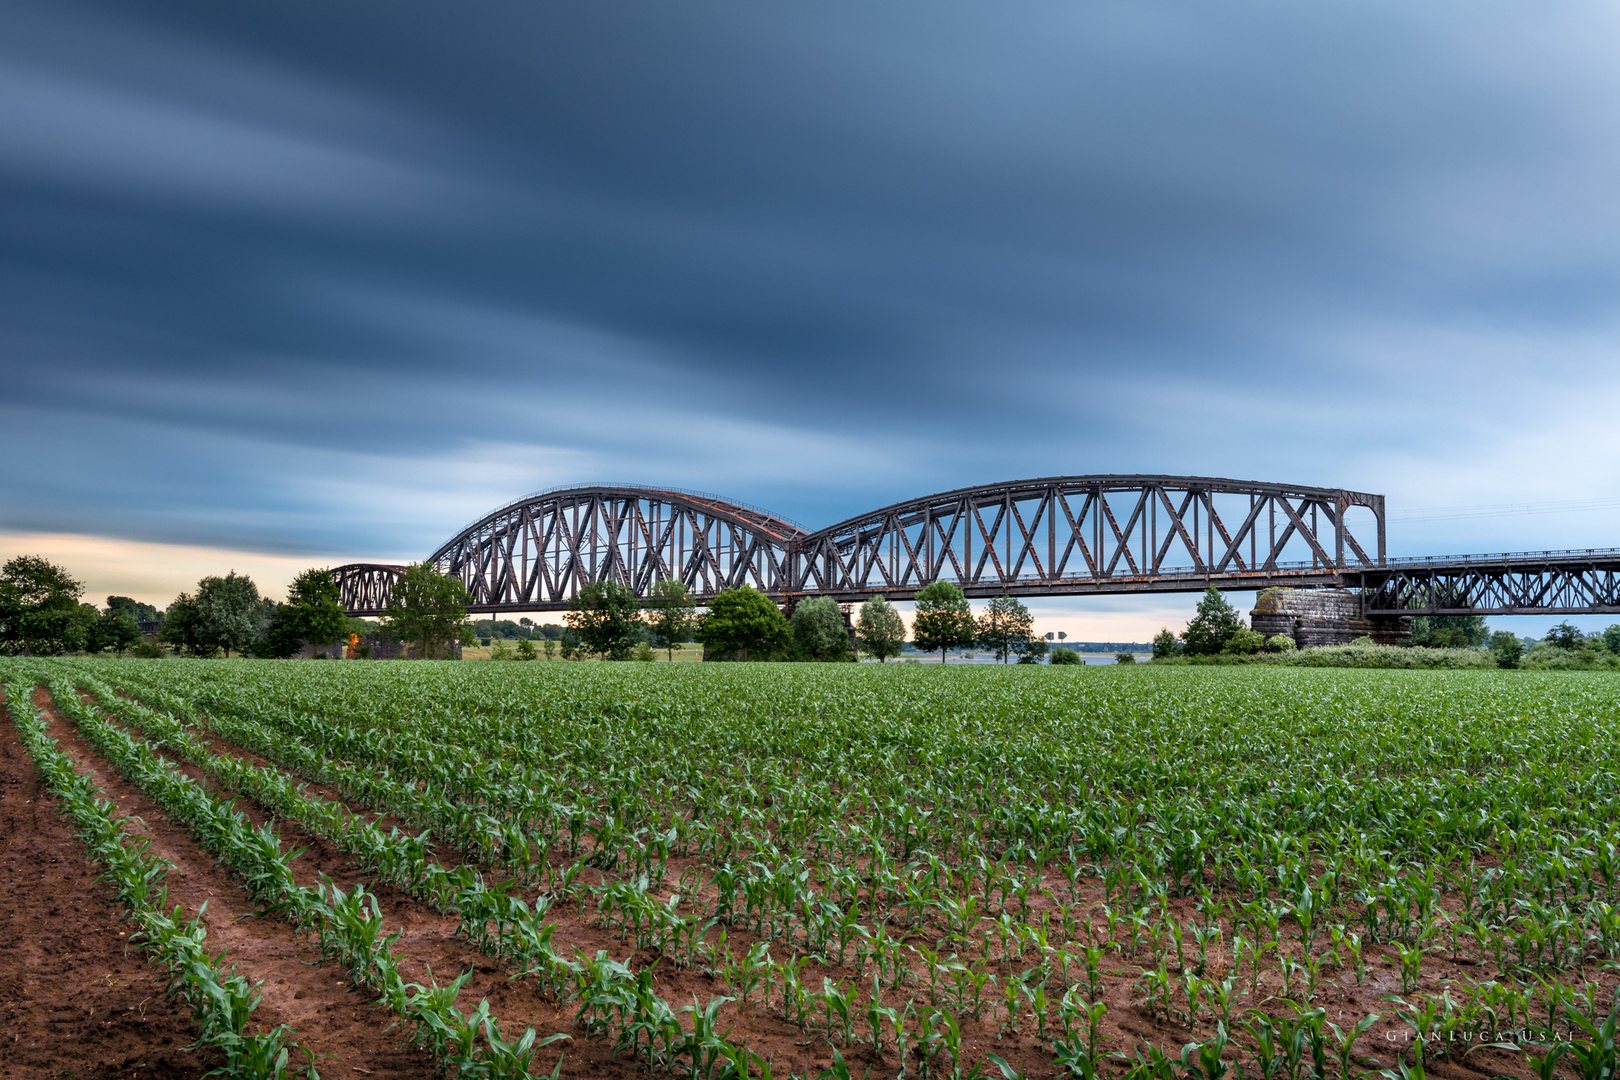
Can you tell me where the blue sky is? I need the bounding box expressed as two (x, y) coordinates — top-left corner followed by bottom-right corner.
(4, 1), (1620, 635)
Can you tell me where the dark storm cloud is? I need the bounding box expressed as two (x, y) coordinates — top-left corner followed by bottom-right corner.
(4, 0), (1620, 556)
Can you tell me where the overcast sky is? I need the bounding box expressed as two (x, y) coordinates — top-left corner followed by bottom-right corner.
(4, 1), (1620, 632)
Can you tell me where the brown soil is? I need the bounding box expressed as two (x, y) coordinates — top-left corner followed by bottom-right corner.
(0, 699), (213, 1079)
(18, 681), (1566, 1080)
(26, 688), (435, 1077)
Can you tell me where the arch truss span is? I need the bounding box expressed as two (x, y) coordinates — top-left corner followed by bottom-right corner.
(426, 485), (807, 613)
(787, 475), (1387, 602)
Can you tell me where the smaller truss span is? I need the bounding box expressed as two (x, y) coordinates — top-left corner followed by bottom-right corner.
(1359, 548), (1620, 615)
(330, 563), (406, 617)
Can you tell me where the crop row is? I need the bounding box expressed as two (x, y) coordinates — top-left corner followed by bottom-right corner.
(4, 674), (313, 1078)
(20, 657), (1620, 1079)
(39, 672), (566, 1079)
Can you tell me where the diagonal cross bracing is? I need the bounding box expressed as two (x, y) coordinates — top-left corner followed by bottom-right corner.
(327, 475), (1620, 618)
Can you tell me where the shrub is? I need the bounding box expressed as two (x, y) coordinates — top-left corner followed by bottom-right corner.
(1264, 634), (1295, 653)
(130, 636), (165, 659)
(1488, 630), (1522, 669)
(1115, 652), (1136, 664)
(1222, 628), (1265, 655)
(1266, 644), (1491, 669)
(632, 641), (656, 662)
(515, 638), (537, 661)
(1049, 647), (1082, 666)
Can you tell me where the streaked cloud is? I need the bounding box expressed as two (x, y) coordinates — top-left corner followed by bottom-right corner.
(3, 0), (1620, 619)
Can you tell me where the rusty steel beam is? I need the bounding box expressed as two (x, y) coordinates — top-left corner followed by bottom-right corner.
(326, 477), (1620, 619)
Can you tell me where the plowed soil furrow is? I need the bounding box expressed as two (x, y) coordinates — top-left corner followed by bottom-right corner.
(86, 689), (804, 1078)
(0, 698), (212, 1080)
(31, 688), (436, 1077)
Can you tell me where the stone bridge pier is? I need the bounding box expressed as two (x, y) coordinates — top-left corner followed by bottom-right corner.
(1251, 588), (1411, 648)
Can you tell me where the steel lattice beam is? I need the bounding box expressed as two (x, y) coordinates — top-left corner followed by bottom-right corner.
(326, 476), (1620, 618)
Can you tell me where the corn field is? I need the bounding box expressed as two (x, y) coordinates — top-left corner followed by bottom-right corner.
(5, 658), (1620, 1080)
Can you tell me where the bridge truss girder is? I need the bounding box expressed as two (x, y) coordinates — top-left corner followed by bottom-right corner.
(423, 485), (804, 614)
(331, 476), (1389, 615)
(1360, 551), (1620, 615)
(787, 475), (1385, 602)
(332, 563), (407, 617)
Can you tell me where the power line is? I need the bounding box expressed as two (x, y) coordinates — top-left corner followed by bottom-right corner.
(1392, 497), (1620, 523)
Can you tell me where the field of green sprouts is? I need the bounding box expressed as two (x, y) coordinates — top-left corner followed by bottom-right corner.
(6, 659), (1620, 1080)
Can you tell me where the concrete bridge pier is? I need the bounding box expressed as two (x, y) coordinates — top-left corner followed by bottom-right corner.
(1251, 588), (1411, 648)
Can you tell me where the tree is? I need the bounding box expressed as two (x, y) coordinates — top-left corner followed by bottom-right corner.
(976, 595), (1034, 664)
(790, 596), (850, 661)
(1489, 630), (1523, 669)
(644, 578), (697, 660)
(1152, 627), (1183, 659)
(161, 593), (208, 656)
(255, 605), (305, 659)
(95, 606), (144, 654)
(559, 627), (583, 659)
(381, 563), (470, 659)
(911, 580), (976, 663)
(1181, 588), (1245, 656)
(565, 579), (643, 660)
(694, 585), (788, 661)
(78, 603), (140, 654)
(1410, 614), (1489, 648)
(1015, 634), (1049, 664)
(1544, 622), (1584, 651)
(856, 596), (906, 662)
(1407, 584), (1488, 648)
(106, 596), (161, 625)
(281, 568), (349, 652)
(0, 555), (86, 656)
(194, 571), (270, 658)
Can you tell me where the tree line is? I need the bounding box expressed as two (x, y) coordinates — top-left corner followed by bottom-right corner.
(3, 552), (1065, 664)
(447, 575), (1057, 664)
(1147, 586), (1620, 670)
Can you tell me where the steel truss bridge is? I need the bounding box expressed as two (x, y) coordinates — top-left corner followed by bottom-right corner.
(330, 476), (1620, 618)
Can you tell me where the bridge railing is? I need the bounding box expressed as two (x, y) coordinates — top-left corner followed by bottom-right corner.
(1374, 547), (1620, 569)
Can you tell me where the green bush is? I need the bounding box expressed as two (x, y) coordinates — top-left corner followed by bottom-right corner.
(1151, 628), (1183, 659)
(1049, 647), (1082, 665)
(1222, 628), (1265, 655)
(130, 636), (165, 659)
(1521, 644), (1620, 671)
(1153, 643), (1494, 668)
(1266, 643), (1492, 668)
(1264, 634), (1295, 653)
(1115, 652), (1136, 664)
